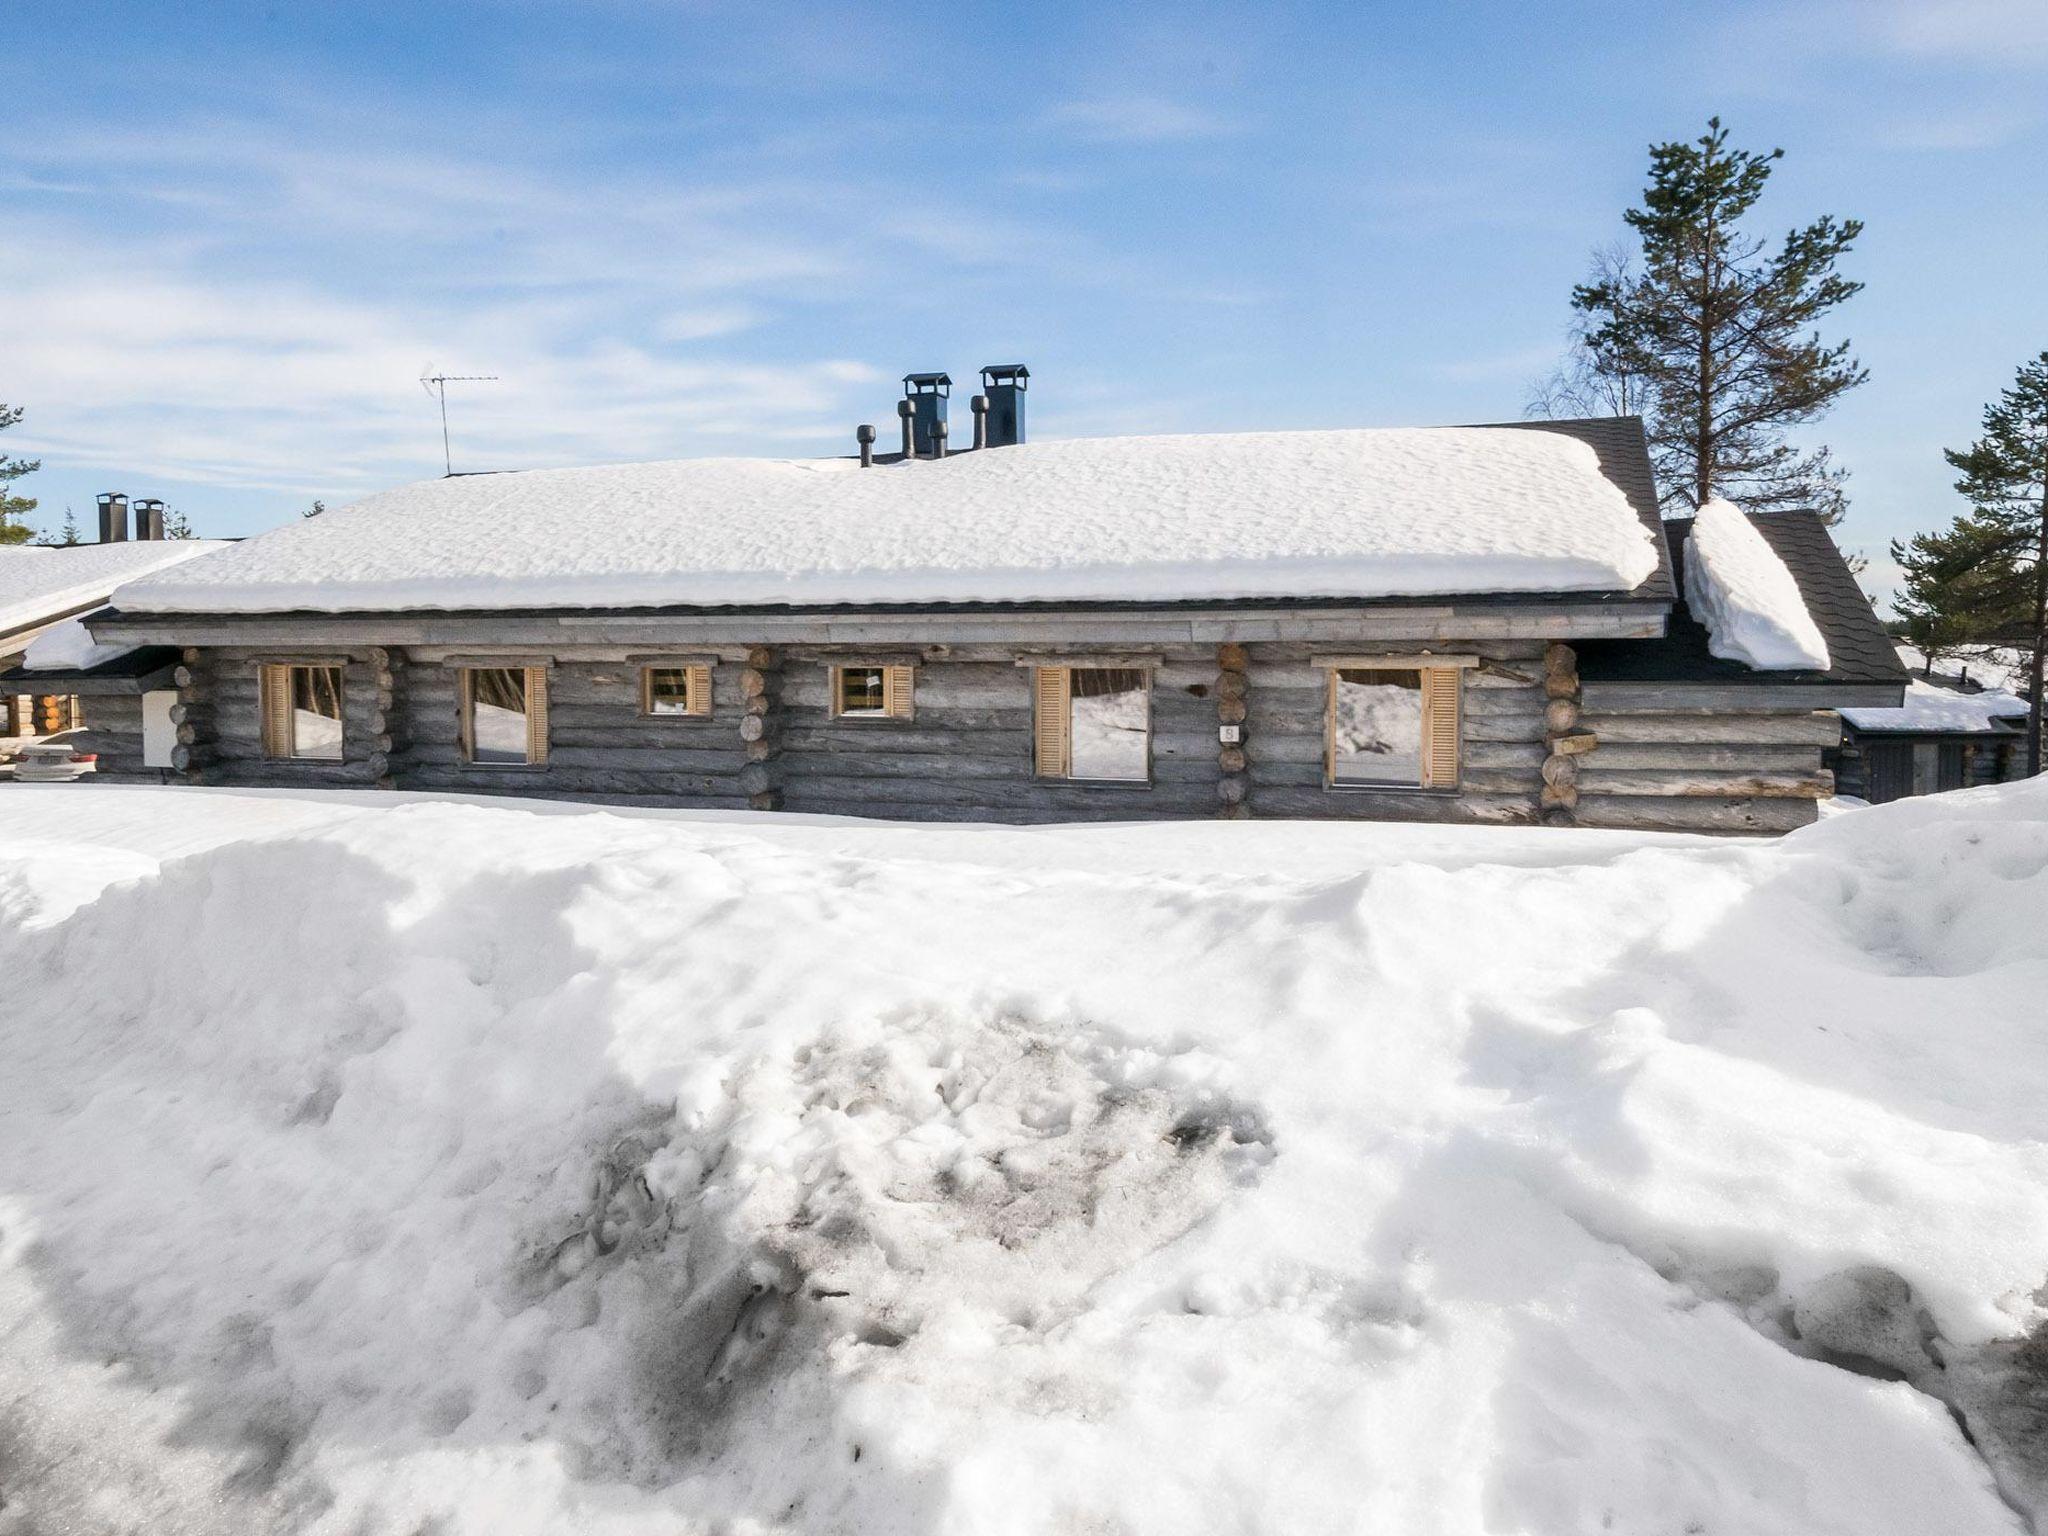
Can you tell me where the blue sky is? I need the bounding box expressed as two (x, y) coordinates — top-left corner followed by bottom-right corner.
(6, 0), (2045, 598)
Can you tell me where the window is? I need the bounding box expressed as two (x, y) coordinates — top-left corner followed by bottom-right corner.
(642, 664), (712, 717)
(831, 664), (914, 720)
(260, 663), (345, 761)
(1325, 665), (1460, 789)
(461, 666), (549, 766)
(1032, 666), (1150, 783)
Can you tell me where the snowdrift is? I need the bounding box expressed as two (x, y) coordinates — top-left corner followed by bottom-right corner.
(1, 784), (2045, 1534)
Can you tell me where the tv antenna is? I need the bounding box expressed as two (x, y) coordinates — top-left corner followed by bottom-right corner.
(419, 370), (499, 476)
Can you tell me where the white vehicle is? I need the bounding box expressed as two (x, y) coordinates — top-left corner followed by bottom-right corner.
(11, 742), (96, 783)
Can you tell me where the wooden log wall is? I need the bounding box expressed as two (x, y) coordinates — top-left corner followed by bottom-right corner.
(1243, 639), (1549, 823)
(1216, 643), (1249, 818)
(154, 635), (1849, 834)
(1574, 697), (1840, 834)
(774, 644), (1221, 822)
(75, 694), (153, 780)
(185, 647), (394, 788)
(392, 654), (752, 807)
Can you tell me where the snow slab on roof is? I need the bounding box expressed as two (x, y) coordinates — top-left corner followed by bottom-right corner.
(112, 428), (1664, 614)
(1682, 498), (1831, 671)
(19, 609), (140, 672)
(1842, 677), (2030, 733)
(0, 541), (228, 639)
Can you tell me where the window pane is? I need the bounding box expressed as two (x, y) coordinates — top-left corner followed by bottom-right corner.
(291, 665), (345, 761)
(1068, 668), (1148, 781)
(1332, 669), (1422, 786)
(646, 667), (692, 715)
(839, 667), (886, 715)
(469, 668), (529, 763)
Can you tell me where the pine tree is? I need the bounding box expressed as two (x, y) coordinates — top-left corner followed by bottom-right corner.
(1895, 352), (2048, 775)
(1552, 119), (1867, 519)
(163, 505), (196, 539)
(36, 507), (85, 547)
(0, 403), (40, 546)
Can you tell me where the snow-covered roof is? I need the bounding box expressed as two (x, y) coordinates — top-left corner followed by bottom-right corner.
(19, 610), (140, 673)
(1894, 643), (2031, 695)
(1842, 677), (2030, 734)
(1681, 499), (1831, 671)
(0, 541), (228, 641)
(112, 428), (1665, 615)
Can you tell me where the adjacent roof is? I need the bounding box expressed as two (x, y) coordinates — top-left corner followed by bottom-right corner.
(0, 642), (181, 695)
(1576, 512), (1906, 690)
(1841, 679), (2029, 736)
(0, 541), (228, 645)
(1842, 646), (2030, 735)
(111, 426), (1666, 616)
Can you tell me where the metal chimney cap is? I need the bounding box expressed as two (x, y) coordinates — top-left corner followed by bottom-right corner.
(902, 372), (952, 395)
(897, 398), (916, 417)
(856, 423), (877, 444)
(979, 364), (1029, 387)
(970, 394), (990, 413)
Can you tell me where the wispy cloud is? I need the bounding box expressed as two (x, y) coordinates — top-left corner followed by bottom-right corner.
(1043, 94), (1238, 144)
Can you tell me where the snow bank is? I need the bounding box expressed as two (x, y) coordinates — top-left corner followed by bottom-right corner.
(111, 428), (1663, 614)
(1683, 498), (1832, 670)
(0, 540), (227, 637)
(3, 784), (2046, 1534)
(1842, 677), (2031, 733)
(18, 608), (139, 671)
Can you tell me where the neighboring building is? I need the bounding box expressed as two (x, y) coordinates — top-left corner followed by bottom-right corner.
(79, 380), (1904, 832)
(0, 498), (225, 760)
(1832, 644), (2032, 803)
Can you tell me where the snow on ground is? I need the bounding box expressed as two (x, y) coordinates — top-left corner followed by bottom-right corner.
(110, 427), (1662, 614)
(2, 783), (2045, 1535)
(18, 608), (139, 672)
(1684, 499), (1832, 671)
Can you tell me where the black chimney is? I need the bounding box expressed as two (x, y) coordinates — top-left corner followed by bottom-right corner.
(856, 423), (876, 469)
(970, 394), (989, 450)
(979, 364), (1027, 447)
(901, 372), (950, 457)
(96, 492), (130, 543)
(930, 418), (948, 459)
(134, 498), (166, 540)
(898, 398), (918, 459)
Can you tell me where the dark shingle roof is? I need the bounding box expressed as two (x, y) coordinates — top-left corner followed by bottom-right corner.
(1577, 511), (1907, 687)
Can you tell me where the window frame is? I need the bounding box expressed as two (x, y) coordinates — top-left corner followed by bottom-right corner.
(459, 664), (549, 768)
(639, 663), (713, 720)
(1031, 664), (1154, 786)
(828, 663), (916, 722)
(1320, 660), (1464, 793)
(259, 661), (347, 763)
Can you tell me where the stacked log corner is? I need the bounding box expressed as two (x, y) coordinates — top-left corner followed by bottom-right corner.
(1216, 643), (1250, 818)
(740, 646), (785, 812)
(368, 647), (397, 788)
(1539, 642), (1586, 828)
(173, 647), (211, 782)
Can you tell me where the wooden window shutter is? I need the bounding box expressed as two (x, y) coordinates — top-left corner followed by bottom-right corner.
(688, 664), (713, 717)
(1033, 666), (1070, 778)
(525, 667), (550, 764)
(458, 670), (476, 761)
(885, 665), (915, 720)
(1420, 667), (1461, 789)
(260, 664), (293, 758)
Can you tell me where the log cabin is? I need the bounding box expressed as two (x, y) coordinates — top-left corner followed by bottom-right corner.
(67, 373), (1905, 832)
(0, 501), (224, 767)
